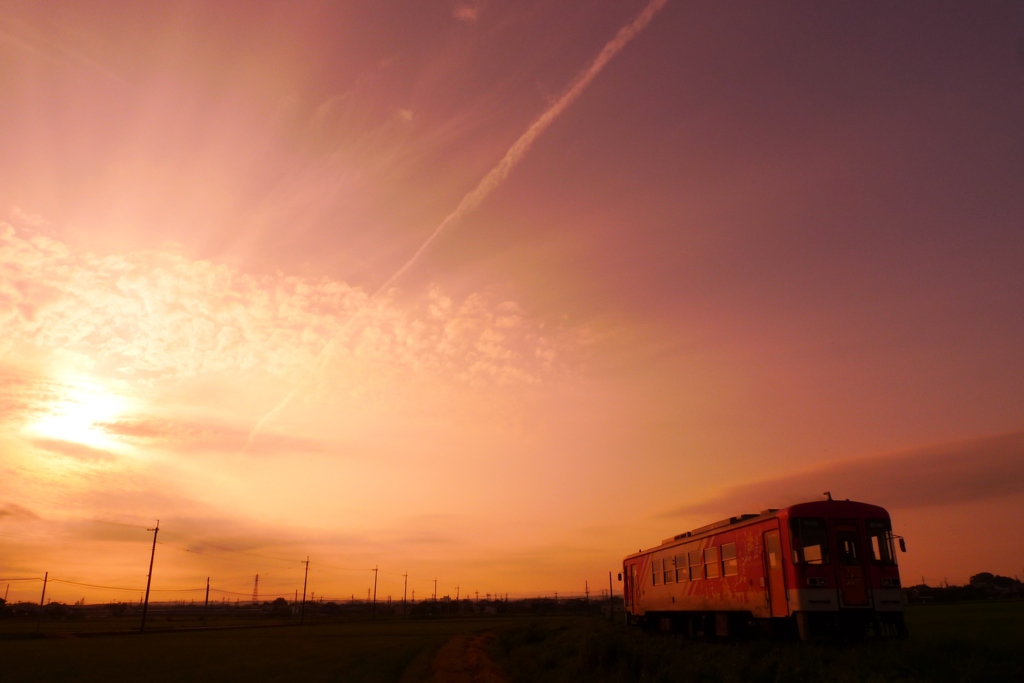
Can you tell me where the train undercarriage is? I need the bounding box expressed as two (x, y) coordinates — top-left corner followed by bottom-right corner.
(632, 609), (908, 640)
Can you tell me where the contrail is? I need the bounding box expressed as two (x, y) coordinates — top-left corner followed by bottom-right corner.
(0, 18), (128, 85)
(246, 0), (669, 447)
(380, 0), (668, 293)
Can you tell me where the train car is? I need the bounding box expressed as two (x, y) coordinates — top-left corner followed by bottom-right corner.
(620, 496), (907, 639)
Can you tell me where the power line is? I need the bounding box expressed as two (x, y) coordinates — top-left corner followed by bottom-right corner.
(49, 579), (204, 593)
(208, 587), (291, 598)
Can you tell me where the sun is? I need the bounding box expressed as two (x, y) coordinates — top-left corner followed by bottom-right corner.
(26, 378), (129, 452)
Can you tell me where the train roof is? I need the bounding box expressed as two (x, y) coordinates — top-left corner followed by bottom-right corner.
(624, 498), (891, 561)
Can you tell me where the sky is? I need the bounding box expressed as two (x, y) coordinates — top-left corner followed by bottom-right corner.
(1, 0), (1023, 605)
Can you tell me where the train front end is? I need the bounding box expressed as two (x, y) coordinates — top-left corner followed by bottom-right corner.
(782, 499), (908, 638)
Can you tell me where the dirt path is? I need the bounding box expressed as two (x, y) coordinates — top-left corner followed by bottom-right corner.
(427, 631), (506, 683)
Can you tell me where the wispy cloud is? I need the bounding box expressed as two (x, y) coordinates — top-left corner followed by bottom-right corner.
(0, 15), (127, 85)
(95, 416), (332, 456)
(0, 502), (39, 520)
(30, 438), (117, 462)
(0, 223), (571, 386)
(453, 3), (482, 23)
(661, 432), (1024, 518)
(10, 206), (49, 227)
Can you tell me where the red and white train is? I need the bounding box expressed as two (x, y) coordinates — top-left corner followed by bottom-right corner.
(620, 497), (907, 639)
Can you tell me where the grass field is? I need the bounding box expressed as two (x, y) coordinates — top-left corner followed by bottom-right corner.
(0, 602), (1020, 682)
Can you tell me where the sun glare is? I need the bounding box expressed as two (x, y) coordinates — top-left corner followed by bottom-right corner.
(26, 378), (130, 453)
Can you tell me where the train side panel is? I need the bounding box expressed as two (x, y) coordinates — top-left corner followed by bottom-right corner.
(626, 519), (783, 619)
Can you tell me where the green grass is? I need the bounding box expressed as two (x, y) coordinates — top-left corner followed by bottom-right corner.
(904, 601), (1024, 646)
(0, 618), (496, 682)
(489, 603), (1024, 682)
(0, 613), (277, 636)
(0, 603), (1019, 682)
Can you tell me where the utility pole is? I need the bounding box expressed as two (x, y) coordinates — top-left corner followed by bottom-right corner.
(456, 586), (460, 601)
(608, 571), (614, 623)
(203, 577), (210, 625)
(402, 573), (408, 618)
(140, 520), (159, 632)
(36, 572), (48, 632)
(253, 574), (259, 605)
(300, 557), (310, 625)
(585, 580), (589, 605)
(371, 565), (378, 620)
(433, 578), (437, 605)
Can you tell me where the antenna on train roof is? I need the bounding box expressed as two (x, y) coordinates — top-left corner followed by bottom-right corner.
(824, 491), (833, 501)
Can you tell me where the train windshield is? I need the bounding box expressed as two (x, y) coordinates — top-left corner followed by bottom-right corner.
(836, 530), (861, 565)
(866, 519), (897, 565)
(789, 517), (830, 564)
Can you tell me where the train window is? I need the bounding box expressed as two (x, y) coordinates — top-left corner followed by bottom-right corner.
(652, 559), (661, 585)
(689, 550), (703, 580)
(663, 556), (675, 584)
(704, 546), (720, 579)
(836, 530), (861, 566)
(721, 542), (738, 576)
(675, 554), (687, 582)
(766, 532), (781, 569)
(866, 519), (897, 565)
(789, 517), (831, 565)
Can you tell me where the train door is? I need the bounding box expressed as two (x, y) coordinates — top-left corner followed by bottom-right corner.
(763, 530), (788, 617)
(631, 563), (641, 611)
(623, 564), (633, 613)
(833, 523), (869, 606)
(624, 563), (641, 615)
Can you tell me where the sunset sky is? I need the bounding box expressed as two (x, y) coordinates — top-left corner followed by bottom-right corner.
(2, 0), (1023, 605)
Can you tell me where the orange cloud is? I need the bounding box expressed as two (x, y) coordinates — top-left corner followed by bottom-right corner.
(0, 502), (39, 520)
(30, 438), (117, 462)
(453, 3), (482, 23)
(94, 416), (331, 456)
(663, 432), (1024, 518)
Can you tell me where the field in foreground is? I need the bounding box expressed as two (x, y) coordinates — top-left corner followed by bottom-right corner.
(0, 602), (1021, 682)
